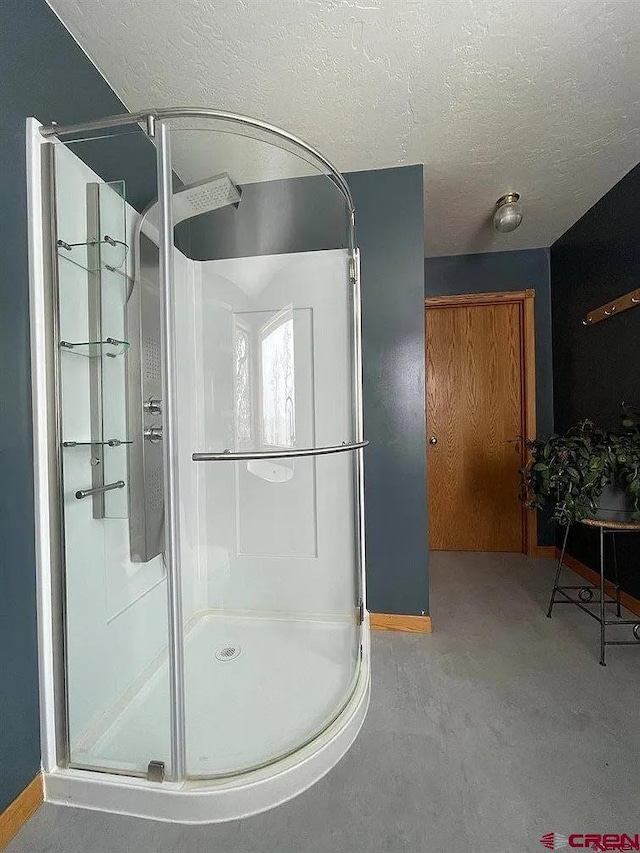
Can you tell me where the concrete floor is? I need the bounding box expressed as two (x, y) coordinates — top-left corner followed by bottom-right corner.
(9, 552), (640, 853)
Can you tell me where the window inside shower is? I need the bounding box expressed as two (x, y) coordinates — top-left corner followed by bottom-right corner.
(259, 309), (295, 449)
(47, 118), (363, 782)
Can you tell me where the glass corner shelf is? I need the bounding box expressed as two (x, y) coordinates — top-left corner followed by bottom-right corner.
(62, 438), (132, 448)
(60, 338), (129, 358)
(57, 234), (129, 275)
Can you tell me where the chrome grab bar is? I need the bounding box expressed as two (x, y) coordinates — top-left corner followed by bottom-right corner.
(192, 440), (369, 462)
(75, 480), (125, 500)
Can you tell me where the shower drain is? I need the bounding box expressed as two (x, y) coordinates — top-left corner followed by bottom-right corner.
(214, 645), (241, 662)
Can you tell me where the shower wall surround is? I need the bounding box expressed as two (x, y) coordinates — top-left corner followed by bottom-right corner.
(195, 250), (356, 615)
(176, 165), (429, 618)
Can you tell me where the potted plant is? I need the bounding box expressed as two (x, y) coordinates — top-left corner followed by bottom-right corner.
(608, 405), (640, 518)
(522, 404), (640, 525)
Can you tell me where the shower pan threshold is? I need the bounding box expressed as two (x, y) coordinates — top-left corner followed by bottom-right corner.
(44, 615), (370, 823)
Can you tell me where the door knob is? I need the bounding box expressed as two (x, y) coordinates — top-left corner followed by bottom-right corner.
(429, 436), (438, 446)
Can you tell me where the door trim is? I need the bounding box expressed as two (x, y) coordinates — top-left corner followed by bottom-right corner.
(424, 290), (537, 555)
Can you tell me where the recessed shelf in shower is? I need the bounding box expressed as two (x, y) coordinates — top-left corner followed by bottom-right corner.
(59, 338), (129, 357)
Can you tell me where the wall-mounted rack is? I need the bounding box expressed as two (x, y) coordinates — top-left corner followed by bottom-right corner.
(53, 179), (131, 519)
(583, 286), (640, 326)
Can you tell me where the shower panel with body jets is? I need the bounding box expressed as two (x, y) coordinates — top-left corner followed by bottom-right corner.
(28, 108), (370, 822)
(128, 173), (243, 563)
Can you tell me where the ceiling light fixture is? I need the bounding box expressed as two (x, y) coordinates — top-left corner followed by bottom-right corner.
(493, 192), (523, 233)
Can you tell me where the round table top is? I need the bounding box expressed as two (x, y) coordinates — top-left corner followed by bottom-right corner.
(579, 516), (640, 531)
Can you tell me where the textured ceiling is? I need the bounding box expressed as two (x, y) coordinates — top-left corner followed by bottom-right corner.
(46, 0), (640, 256)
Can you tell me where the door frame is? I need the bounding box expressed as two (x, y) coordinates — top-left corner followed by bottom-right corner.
(424, 289), (538, 556)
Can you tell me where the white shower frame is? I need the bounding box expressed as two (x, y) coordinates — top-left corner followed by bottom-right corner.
(26, 112), (370, 822)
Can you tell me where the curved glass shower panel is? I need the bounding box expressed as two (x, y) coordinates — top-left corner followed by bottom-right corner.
(51, 128), (172, 777)
(163, 114), (354, 223)
(163, 122), (362, 777)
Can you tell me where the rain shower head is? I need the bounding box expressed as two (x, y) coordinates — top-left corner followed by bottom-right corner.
(172, 174), (242, 225)
(142, 173), (241, 232)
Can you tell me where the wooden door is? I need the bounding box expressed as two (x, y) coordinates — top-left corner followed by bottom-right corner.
(426, 299), (527, 551)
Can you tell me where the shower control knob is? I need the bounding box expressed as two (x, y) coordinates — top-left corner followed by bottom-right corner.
(144, 397), (163, 415)
(144, 426), (163, 444)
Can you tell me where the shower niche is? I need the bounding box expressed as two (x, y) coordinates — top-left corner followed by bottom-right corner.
(31, 110), (369, 822)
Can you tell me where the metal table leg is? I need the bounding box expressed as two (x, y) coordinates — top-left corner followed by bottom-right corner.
(600, 525), (606, 666)
(612, 532), (622, 618)
(550, 519), (640, 665)
(547, 524), (570, 618)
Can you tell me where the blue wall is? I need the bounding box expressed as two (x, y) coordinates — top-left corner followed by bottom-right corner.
(349, 166), (428, 616)
(0, 0), (145, 812)
(551, 163), (640, 596)
(424, 249), (555, 546)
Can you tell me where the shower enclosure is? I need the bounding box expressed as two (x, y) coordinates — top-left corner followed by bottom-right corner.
(28, 109), (369, 822)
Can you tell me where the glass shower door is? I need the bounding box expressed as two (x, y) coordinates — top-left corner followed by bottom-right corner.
(51, 131), (172, 778)
(164, 121), (363, 778)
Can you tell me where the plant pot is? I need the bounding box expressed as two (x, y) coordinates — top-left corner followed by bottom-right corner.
(592, 484), (634, 522)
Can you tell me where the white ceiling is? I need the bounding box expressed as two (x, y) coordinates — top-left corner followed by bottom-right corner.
(47, 0), (640, 256)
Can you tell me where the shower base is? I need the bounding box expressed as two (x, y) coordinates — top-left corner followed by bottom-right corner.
(73, 612), (360, 777)
(45, 614), (370, 822)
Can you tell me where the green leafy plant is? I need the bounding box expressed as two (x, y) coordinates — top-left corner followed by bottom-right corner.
(608, 404), (640, 517)
(521, 404), (640, 525)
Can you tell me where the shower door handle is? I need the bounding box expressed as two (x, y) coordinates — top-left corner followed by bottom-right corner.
(192, 440), (369, 462)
